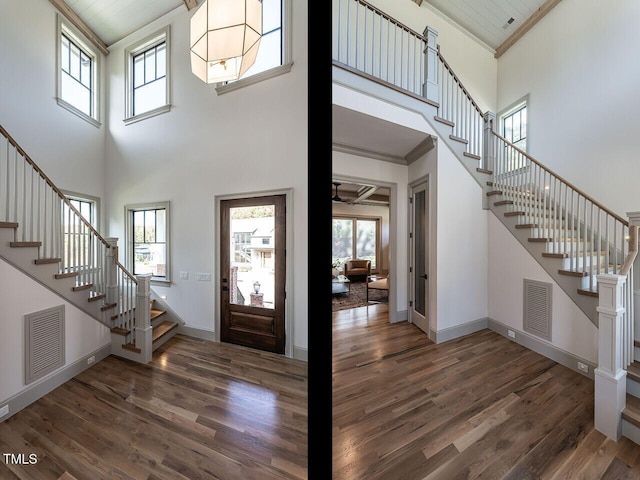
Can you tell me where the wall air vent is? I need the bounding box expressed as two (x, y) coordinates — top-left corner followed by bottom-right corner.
(503, 17), (515, 29)
(523, 279), (552, 341)
(25, 305), (65, 385)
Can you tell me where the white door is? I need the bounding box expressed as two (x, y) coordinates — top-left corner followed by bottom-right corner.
(410, 181), (429, 335)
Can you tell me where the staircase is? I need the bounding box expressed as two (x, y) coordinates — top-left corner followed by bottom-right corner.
(0, 124), (181, 363)
(333, 0), (640, 445)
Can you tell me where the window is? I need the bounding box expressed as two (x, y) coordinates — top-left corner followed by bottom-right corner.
(125, 202), (171, 283)
(332, 216), (380, 272)
(57, 15), (100, 127)
(499, 98), (528, 172)
(216, 0), (293, 94)
(124, 27), (171, 124)
(61, 192), (99, 272)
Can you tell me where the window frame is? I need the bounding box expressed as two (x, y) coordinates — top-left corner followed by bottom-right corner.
(125, 201), (171, 285)
(124, 26), (172, 125)
(56, 14), (101, 127)
(215, 0), (293, 95)
(498, 96), (529, 173)
(332, 214), (381, 273)
(60, 191), (100, 272)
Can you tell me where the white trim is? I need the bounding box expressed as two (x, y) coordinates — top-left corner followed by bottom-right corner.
(214, 188), (294, 358)
(498, 94), (529, 151)
(123, 26), (171, 123)
(56, 14), (101, 127)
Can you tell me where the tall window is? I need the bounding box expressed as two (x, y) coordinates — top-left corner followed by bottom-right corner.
(124, 27), (171, 124)
(57, 16), (100, 126)
(61, 192), (99, 272)
(502, 103), (527, 151)
(126, 202), (171, 283)
(217, 0), (292, 93)
(332, 216), (380, 271)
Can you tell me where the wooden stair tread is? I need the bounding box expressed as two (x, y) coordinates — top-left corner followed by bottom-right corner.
(88, 293), (106, 302)
(494, 200), (513, 206)
(577, 288), (598, 297)
(153, 321), (178, 343)
(622, 394), (640, 429)
(476, 168), (493, 175)
(151, 309), (166, 321)
(34, 257), (61, 265)
(515, 224), (538, 229)
(101, 302), (117, 311)
(558, 269), (588, 277)
(122, 343), (141, 354)
(111, 327), (130, 336)
(434, 116), (454, 127)
(449, 134), (468, 144)
(10, 241), (41, 247)
(463, 152), (481, 160)
(627, 362), (640, 382)
(0, 222), (19, 228)
(55, 272), (78, 279)
(486, 190), (502, 196)
(72, 282), (94, 291)
(542, 253), (569, 258)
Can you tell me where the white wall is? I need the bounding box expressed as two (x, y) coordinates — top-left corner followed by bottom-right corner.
(0, 0), (106, 219)
(365, 0), (497, 114)
(0, 259), (110, 403)
(497, 0), (640, 219)
(332, 202), (390, 274)
(104, 5), (308, 353)
(488, 214), (598, 363)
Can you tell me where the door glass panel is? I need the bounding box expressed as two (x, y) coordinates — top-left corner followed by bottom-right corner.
(414, 190), (426, 316)
(229, 205), (275, 309)
(356, 219), (377, 270)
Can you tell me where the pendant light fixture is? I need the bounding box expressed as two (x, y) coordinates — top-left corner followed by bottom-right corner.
(190, 0), (263, 84)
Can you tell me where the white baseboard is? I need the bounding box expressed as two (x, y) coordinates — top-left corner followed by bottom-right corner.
(0, 343), (111, 423)
(293, 347), (308, 362)
(623, 419), (640, 445)
(488, 318), (596, 380)
(431, 317), (489, 344)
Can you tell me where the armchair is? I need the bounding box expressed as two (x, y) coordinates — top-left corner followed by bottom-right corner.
(343, 259), (371, 280)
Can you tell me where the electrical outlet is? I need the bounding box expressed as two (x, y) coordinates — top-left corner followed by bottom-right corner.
(508, 330), (516, 339)
(196, 272), (211, 281)
(180, 271), (188, 280)
(0, 405), (9, 418)
(578, 362), (589, 373)
(87, 355), (95, 365)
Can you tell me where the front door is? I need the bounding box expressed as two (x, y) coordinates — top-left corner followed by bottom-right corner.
(410, 181), (429, 335)
(220, 195), (286, 354)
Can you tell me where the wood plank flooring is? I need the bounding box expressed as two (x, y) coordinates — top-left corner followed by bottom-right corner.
(0, 334), (308, 480)
(333, 304), (640, 480)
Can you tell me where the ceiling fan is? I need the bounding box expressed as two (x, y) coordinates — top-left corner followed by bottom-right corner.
(332, 182), (343, 202)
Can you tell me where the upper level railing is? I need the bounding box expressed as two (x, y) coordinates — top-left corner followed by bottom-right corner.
(0, 124), (137, 332)
(332, 0), (484, 158)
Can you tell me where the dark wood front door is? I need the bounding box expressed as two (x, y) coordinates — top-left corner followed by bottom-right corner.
(220, 195), (286, 354)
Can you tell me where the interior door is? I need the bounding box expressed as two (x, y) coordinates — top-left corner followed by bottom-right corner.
(220, 195), (286, 354)
(410, 181), (429, 335)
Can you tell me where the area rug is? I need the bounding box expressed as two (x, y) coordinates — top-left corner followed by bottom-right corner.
(332, 279), (388, 312)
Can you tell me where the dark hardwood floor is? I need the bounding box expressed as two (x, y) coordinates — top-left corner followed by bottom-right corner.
(0, 334), (308, 480)
(332, 304), (640, 480)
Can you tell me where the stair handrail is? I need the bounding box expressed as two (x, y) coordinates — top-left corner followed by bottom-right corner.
(620, 225), (639, 276)
(345, 0), (425, 41)
(0, 124), (116, 250)
(491, 129), (629, 227)
(436, 46), (484, 118)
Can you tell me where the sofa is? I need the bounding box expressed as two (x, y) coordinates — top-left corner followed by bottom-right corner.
(344, 259), (371, 281)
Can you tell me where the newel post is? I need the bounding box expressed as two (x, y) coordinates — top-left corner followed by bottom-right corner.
(135, 274), (153, 363)
(594, 274), (627, 440)
(422, 26), (439, 105)
(105, 237), (119, 305)
(483, 111), (496, 172)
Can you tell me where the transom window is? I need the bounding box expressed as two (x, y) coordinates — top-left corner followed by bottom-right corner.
(124, 27), (171, 124)
(56, 15), (100, 126)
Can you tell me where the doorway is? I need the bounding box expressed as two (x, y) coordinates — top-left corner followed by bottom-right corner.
(220, 194), (286, 354)
(410, 179), (429, 336)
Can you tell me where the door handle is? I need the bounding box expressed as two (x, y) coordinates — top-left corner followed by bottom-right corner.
(421, 274), (428, 280)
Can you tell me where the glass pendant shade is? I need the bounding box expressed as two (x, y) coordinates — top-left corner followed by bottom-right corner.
(190, 0), (262, 83)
